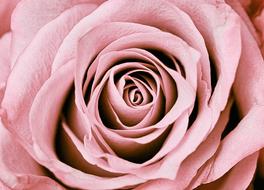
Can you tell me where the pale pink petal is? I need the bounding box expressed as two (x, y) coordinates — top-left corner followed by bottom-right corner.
(228, 0), (264, 55)
(30, 61), (74, 160)
(98, 112), (189, 173)
(0, 33), (12, 102)
(0, 120), (65, 190)
(169, 0), (241, 112)
(253, 9), (264, 54)
(194, 152), (258, 190)
(1, 3), (96, 149)
(233, 20), (264, 115)
(64, 90), (95, 142)
(134, 180), (176, 190)
(10, 0), (100, 66)
(172, 97), (233, 188)
(60, 121), (120, 176)
(0, 181), (11, 190)
(203, 105), (264, 183)
(226, 0), (261, 45)
(0, 0), (19, 36)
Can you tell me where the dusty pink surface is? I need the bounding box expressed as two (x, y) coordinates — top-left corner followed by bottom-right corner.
(0, 0), (263, 189)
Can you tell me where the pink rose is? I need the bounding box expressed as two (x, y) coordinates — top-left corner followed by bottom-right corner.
(0, 0), (264, 189)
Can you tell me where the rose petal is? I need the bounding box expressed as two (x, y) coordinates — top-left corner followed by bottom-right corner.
(226, 0), (261, 45)
(0, 33), (11, 84)
(104, 111), (189, 173)
(99, 64), (162, 128)
(0, 33), (12, 102)
(1, 3), (96, 149)
(0, 0), (19, 37)
(0, 120), (65, 190)
(194, 152), (258, 190)
(170, 0), (241, 112)
(30, 60), (74, 160)
(0, 181), (11, 190)
(64, 90), (96, 143)
(204, 105), (264, 183)
(230, 0), (264, 54)
(10, 0), (101, 66)
(60, 121), (120, 176)
(233, 20), (264, 115)
(253, 10), (264, 54)
(172, 97), (234, 188)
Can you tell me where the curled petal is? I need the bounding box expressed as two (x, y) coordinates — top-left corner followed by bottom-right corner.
(0, 33), (12, 102)
(30, 61), (74, 160)
(203, 105), (264, 184)
(1, 2), (96, 148)
(193, 152), (258, 190)
(10, 0), (100, 66)
(233, 20), (264, 115)
(0, 0), (19, 36)
(0, 120), (65, 190)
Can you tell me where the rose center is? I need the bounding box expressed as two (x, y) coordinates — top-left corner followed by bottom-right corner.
(121, 72), (155, 107)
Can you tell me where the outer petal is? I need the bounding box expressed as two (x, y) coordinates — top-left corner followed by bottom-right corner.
(253, 9), (264, 54)
(0, 33), (11, 83)
(233, 14), (264, 115)
(201, 105), (264, 184)
(0, 33), (12, 102)
(10, 0), (103, 66)
(1, 3), (96, 149)
(0, 0), (20, 37)
(168, 0), (241, 113)
(226, 0), (261, 45)
(194, 152), (259, 190)
(0, 120), (65, 190)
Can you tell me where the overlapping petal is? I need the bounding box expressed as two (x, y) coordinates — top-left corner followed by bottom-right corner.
(0, 120), (65, 190)
(0, 0), (263, 189)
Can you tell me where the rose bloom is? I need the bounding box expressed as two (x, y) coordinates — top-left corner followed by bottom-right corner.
(0, 0), (264, 189)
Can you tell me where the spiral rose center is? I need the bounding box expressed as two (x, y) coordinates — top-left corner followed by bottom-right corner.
(121, 71), (156, 107)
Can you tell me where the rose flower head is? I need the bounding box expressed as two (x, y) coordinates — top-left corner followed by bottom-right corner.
(0, 0), (264, 189)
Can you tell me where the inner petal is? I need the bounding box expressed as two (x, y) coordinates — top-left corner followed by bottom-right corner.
(124, 84), (143, 106)
(122, 73), (155, 107)
(98, 62), (162, 128)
